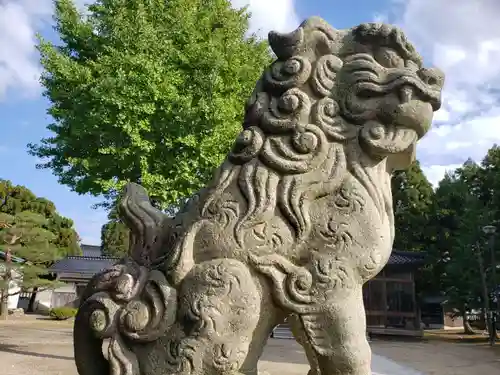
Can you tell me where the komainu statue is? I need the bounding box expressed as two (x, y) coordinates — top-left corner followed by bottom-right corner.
(74, 17), (443, 375)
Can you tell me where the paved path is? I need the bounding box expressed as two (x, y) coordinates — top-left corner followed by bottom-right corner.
(0, 322), (499, 375)
(373, 339), (500, 375)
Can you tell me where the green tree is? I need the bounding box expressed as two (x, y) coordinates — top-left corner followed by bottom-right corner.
(29, 0), (272, 210)
(0, 211), (65, 318)
(391, 160), (435, 253)
(0, 180), (80, 257)
(426, 162), (488, 333)
(100, 197), (130, 257)
(476, 145), (500, 221)
(101, 220), (129, 257)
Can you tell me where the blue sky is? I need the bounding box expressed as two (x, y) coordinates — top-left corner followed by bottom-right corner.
(1, 0), (500, 245)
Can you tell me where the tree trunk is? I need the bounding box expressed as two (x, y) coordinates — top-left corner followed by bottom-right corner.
(27, 287), (38, 313)
(462, 310), (475, 335)
(0, 265), (11, 320)
(0, 240), (16, 320)
(476, 249), (492, 335)
(0, 290), (8, 320)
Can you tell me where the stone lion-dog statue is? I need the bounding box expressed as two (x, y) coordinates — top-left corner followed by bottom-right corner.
(74, 16), (443, 375)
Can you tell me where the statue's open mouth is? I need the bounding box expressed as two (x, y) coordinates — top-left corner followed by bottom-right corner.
(349, 73), (442, 139)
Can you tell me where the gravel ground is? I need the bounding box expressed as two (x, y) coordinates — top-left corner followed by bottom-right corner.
(0, 320), (499, 375)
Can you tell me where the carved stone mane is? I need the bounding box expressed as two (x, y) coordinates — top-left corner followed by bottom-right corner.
(74, 17), (443, 375)
(199, 17), (441, 246)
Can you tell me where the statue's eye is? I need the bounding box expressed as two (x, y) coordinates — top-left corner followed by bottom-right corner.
(374, 47), (405, 69)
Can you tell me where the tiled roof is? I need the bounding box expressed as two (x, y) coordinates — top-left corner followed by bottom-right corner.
(48, 250), (425, 277)
(81, 244), (102, 257)
(48, 255), (119, 275)
(0, 250), (25, 264)
(387, 251), (426, 266)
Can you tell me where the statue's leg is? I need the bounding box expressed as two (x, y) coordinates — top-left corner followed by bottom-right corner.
(298, 287), (371, 375)
(289, 314), (320, 375)
(140, 258), (277, 375)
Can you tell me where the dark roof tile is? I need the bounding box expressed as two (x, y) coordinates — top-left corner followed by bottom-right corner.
(81, 244), (102, 257)
(49, 250), (426, 276)
(387, 251), (426, 266)
(49, 255), (119, 275)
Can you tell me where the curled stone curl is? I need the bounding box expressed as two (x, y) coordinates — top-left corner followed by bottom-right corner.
(248, 253), (318, 314)
(261, 123), (329, 174)
(260, 87), (311, 134)
(264, 55), (312, 93)
(74, 261), (177, 375)
(310, 54), (343, 97)
(228, 126), (265, 164)
(85, 268), (176, 342)
(312, 97), (358, 141)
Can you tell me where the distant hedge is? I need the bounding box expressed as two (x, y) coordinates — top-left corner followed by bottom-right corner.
(49, 306), (78, 320)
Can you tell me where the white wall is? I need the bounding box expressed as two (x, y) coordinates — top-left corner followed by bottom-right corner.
(0, 264), (22, 310)
(7, 280), (20, 309)
(34, 282), (78, 313)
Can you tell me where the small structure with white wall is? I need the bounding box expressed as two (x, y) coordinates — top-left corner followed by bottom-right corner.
(43, 245), (118, 311)
(0, 250), (25, 310)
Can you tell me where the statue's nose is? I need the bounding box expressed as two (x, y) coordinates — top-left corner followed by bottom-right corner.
(417, 67), (445, 89)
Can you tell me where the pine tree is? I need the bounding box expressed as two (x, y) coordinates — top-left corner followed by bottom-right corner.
(0, 212), (64, 318)
(0, 179), (80, 318)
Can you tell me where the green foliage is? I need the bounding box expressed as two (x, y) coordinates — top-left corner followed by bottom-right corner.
(0, 179), (80, 317)
(100, 197), (130, 257)
(420, 154), (500, 319)
(391, 161), (435, 253)
(0, 211), (65, 295)
(101, 220), (130, 257)
(0, 179), (80, 258)
(425, 163), (486, 311)
(49, 306), (78, 320)
(29, 0), (272, 210)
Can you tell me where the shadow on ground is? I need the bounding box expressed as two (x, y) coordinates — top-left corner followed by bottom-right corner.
(0, 342), (73, 361)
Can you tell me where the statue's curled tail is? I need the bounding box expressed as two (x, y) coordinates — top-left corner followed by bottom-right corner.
(74, 183), (176, 375)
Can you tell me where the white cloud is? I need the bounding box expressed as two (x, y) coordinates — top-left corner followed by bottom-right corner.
(0, 0), (297, 101)
(421, 164), (463, 187)
(373, 13), (389, 24)
(1, 0), (299, 243)
(394, 0), (500, 185)
(418, 107), (500, 168)
(0, 0), (52, 99)
(229, 0), (299, 38)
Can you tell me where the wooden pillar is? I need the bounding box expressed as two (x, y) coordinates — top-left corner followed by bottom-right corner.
(382, 277), (388, 327)
(411, 271), (419, 330)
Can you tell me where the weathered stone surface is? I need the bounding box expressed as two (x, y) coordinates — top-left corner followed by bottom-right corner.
(73, 16), (443, 375)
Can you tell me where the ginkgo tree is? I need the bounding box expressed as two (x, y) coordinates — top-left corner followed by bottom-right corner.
(29, 0), (272, 210)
